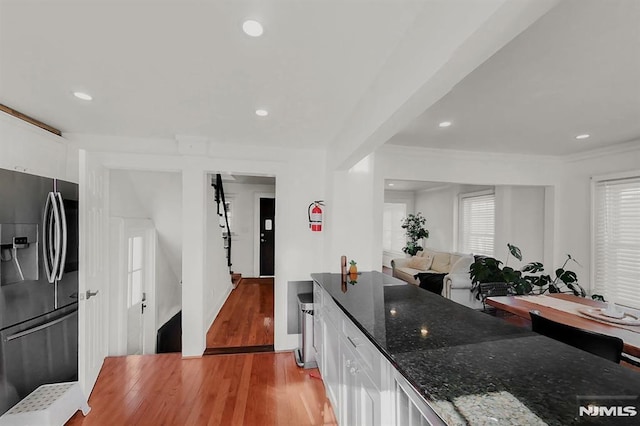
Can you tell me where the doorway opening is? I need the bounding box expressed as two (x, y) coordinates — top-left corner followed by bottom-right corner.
(205, 173), (275, 355)
(124, 222), (155, 355)
(108, 169), (183, 356)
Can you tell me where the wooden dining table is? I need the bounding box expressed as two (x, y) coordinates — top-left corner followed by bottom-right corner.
(486, 293), (640, 358)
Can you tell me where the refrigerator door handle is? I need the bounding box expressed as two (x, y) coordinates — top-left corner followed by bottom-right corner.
(42, 191), (62, 283)
(55, 192), (67, 280)
(43, 192), (54, 283)
(3, 310), (77, 342)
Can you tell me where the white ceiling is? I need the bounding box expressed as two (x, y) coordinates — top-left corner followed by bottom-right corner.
(0, 0), (424, 148)
(2, 1), (635, 158)
(388, 0), (640, 156)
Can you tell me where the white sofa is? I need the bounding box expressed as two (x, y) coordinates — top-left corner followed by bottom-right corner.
(391, 249), (482, 309)
(442, 255), (483, 309)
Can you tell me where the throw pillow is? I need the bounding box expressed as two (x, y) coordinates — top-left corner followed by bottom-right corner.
(407, 256), (432, 270)
(430, 252), (451, 273)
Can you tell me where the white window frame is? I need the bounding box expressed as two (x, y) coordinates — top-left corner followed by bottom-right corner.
(591, 170), (640, 309)
(383, 202), (407, 255)
(127, 234), (145, 308)
(457, 189), (495, 256)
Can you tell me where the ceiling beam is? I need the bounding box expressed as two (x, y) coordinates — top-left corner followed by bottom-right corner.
(0, 103), (62, 136)
(327, 0), (560, 171)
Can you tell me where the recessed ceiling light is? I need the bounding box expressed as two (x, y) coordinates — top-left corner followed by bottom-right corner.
(439, 121), (452, 128)
(388, 183), (395, 187)
(73, 91), (92, 101)
(242, 20), (264, 37)
(255, 109), (268, 117)
(575, 134), (590, 140)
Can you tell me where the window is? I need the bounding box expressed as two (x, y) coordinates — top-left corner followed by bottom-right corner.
(459, 191), (495, 256)
(383, 203), (407, 254)
(127, 236), (144, 307)
(593, 175), (640, 309)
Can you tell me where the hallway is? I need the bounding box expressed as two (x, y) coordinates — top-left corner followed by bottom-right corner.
(205, 277), (274, 354)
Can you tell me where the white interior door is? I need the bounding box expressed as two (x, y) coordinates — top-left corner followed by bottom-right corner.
(126, 234), (145, 354)
(78, 150), (109, 395)
(108, 218), (157, 356)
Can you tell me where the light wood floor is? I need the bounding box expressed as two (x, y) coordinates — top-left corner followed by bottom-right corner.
(66, 352), (336, 426)
(205, 278), (274, 351)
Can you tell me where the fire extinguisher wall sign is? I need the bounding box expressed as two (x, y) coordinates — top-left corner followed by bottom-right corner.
(308, 200), (324, 232)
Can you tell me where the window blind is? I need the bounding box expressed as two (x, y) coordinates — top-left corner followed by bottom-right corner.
(459, 193), (495, 256)
(593, 176), (640, 309)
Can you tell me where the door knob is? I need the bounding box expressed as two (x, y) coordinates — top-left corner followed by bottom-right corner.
(86, 290), (99, 300)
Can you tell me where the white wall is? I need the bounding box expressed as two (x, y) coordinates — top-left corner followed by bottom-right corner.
(382, 190), (415, 266)
(326, 153), (382, 272)
(414, 185), (458, 252)
(384, 190), (416, 214)
(494, 185), (546, 268)
(376, 143), (640, 293)
(221, 181), (276, 277)
(377, 145), (562, 269)
(109, 170), (182, 332)
(7, 105), (640, 357)
(410, 183), (544, 262)
(66, 134), (327, 355)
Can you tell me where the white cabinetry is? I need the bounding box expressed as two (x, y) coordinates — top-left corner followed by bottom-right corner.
(0, 114), (72, 181)
(313, 282), (442, 426)
(394, 371), (447, 426)
(340, 336), (383, 426)
(312, 282), (324, 373)
(323, 314), (341, 419)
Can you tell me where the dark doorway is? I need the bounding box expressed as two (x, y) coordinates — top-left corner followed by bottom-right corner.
(259, 197), (275, 276)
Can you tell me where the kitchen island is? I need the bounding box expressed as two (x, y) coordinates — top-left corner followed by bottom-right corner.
(311, 271), (640, 425)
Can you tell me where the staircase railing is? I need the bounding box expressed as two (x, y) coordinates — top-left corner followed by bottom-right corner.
(213, 174), (232, 271)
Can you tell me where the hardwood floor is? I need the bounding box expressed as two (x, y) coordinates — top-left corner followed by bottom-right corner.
(66, 352), (337, 426)
(206, 278), (274, 351)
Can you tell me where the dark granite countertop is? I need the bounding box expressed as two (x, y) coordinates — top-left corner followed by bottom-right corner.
(311, 272), (640, 426)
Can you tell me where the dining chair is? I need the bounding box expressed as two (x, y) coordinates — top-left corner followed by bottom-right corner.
(529, 310), (623, 363)
(479, 282), (511, 312)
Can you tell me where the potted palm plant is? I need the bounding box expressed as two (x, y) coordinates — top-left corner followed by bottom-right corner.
(401, 213), (429, 256)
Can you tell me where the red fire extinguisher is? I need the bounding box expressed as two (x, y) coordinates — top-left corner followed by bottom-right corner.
(308, 201), (324, 232)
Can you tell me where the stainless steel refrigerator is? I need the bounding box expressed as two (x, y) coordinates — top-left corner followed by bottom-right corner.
(0, 168), (78, 415)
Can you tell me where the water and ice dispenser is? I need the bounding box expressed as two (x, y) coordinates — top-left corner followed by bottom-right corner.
(0, 224), (39, 285)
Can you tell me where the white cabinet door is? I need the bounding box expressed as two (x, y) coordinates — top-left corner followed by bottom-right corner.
(340, 336), (382, 426)
(394, 372), (447, 426)
(323, 315), (341, 420)
(313, 283), (324, 374)
(354, 371), (381, 426)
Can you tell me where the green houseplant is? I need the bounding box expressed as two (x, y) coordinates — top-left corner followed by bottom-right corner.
(401, 213), (429, 256)
(469, 243), (587, 299)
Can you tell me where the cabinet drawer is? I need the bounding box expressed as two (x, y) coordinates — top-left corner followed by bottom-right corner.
(342, 316), (382, 389)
